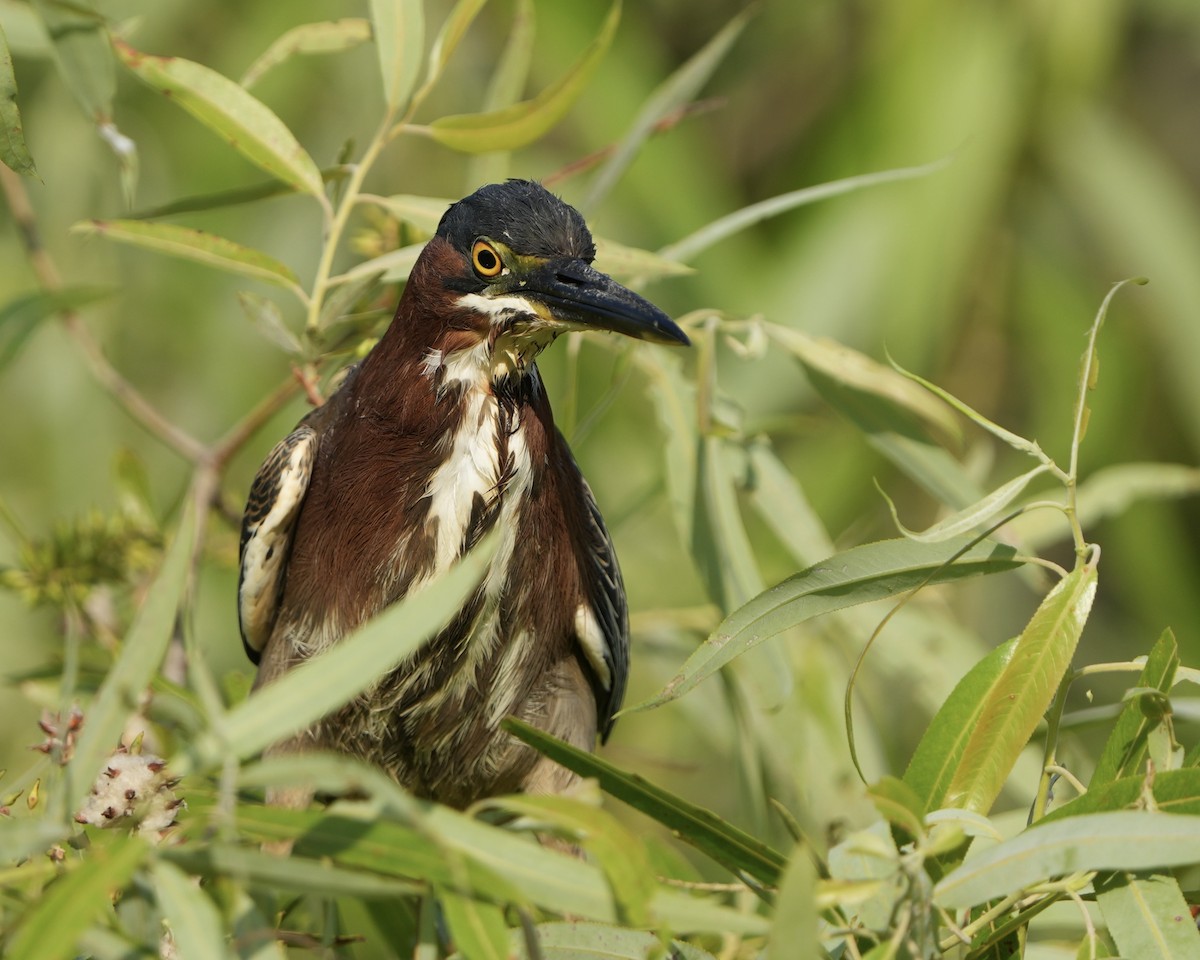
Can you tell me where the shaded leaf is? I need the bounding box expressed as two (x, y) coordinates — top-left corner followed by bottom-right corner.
(1, 22), (37, 176)
(936, 811), (1200, 908)
(152, 860), (227, 960)
(943, 566), (1097, 814)
(0, 817), (68, 865)
(465, 0), (534, 185)
(0, 286), (113, 370)
(511, 922), (717, 960)
(505, 717), (787, 887)
(240, 19), (371, 89)
(32, 0), (113, 123)
(72, 220), (303, 294)
(903, 638), (1018, 813)
(420, 0), (489, 97)
(238, 291), (300, 355)
(1096, 872), (1200, 960)
(429, 0), (619, 153)
(114, 40), (324, 198)
(129, 167), (350, 220)
(370, 0), (424, 109)
(6, 835), (147, 960)
(211, 531), (497, 761)
(768, 844), (818, 959)
(868, 776), (926, 840)
(438, 888), (510, 960)
(367, 192), (448, 233)
(745, 437), (835, 568)
(638, 536), (1022, 711)
(593, 236), (694, 281)
(333, 243), (423, 286)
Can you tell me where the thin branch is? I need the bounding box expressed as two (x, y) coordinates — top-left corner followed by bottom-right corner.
(212, 375), (303, 468)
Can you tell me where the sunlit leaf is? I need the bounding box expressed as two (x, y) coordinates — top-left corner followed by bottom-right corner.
(366, 193), (448, 233)
(1096, 872), (1200, 959)
(114, 39), (324, 198)
(583, 7), (751, 209)
(510, 923), (718, 960)
(505, 717), (787, 887)
(943, 565), (1097, 814)
(935, 811), (1200, 907)
(438, 888), (510, 960)
(428, 0), (619, 153)
(210, 531), (496, 762)
(68, 505), (195, 813)
(638, 537), (1022, 710)
(5, 835), (147, 960)
(332, 243), (423, 286)
(593, 236), (694, 281)
(240, 19), (371, 89)
(1042, 769), (1200, 823)
(1, 22), (37, 176)
(768, 844), (818, 959)
(369, 0), (424, 109)
(151, 860), (227, 960)
(71, 220), (303, 295)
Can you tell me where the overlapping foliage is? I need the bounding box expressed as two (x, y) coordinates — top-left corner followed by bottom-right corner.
(2, 2), (1200, 958)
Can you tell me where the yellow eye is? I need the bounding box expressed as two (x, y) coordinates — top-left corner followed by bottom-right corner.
(471, 239), (504, 278)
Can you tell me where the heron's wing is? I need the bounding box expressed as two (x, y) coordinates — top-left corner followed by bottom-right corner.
(238, 423), (318, 663)
(573, 476), (629, 742)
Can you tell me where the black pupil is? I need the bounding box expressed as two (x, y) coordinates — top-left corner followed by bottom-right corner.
(476, 248), (498, 272)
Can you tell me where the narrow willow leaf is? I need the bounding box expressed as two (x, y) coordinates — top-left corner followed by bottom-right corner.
(1010, 463), (1200, 551)
(768, 845), (818, 959)
(583, 7), (751, 209)
(240, 19), (371, 89)
(639, 537), (1022, 710)
(213, 531), (496, 760)
(1092, 629), (1179, 788)
(166, 843), (422, 899)
(593, 236), (694, 281)
(72, 220), (302, 293)
(903, 639), (1018, 812)
(771, 325), (960, 445)
(0, 817), (67, 865)
(318, 269), (384, 331)
(0, 286), (113, 370)
(368, 193), (449, 232)
(511, 923), (718, 960)
(69, 506), (195, 812)
(238, 751), (422, 822)
(130, 167), (350, 220)
(868, 776), (926, 839)
(114, 40), (323, 197)
(429, 0), (619, 153)
(151, 860), (227, 960)
(658, 156), (951, 263)
(1040, 769), (1200, 824)
(332, 243), (423, 286)
(1, 22), (37, 176)
(884, 464), (1050, 544)
(370, 0), (424, 109)
(238, 291), (301, 355)
(438, 888), (509, 960)
(745, 438), (835, 568)
(466, 0), (534, 185)
(1096, 872), (1200, 959)
(943, 566), (1097, 814)
(419, 0), (489, 96)
(505, 717), (786, 886)
(6, 835), (147, 960)
(636, 349), (698, 545)
(936, 811), (1200, 908)
(31, 0), (114, 124)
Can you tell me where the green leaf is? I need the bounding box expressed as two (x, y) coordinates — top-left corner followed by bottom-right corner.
(593, 236), (694, 281)
(240, 19), (371, 89)
(238, 291), (301, 355)
(636, 349), (698, 547)
(419, 0), (489, 97)
(1, 22), (37, 176)
(937, 812), (1200, 908)
(31, 0), (114, 124)
(0, 286), (113, 370)
(868, 776), (926, 839)
(72, 220), (303, 295)
(151, 860), (227, 960)
(465, 0), (534, 185)
(1040, 769), (1200, 823)
(129, 167), (350, 219)
(903, 638), (1018, 813)
(333, 243), (424, 287)
(68, 506), (195, 813)
(0, 817), (68, 865)
(438, 888), (510, 960)
(745, 438), (835, 568)
(369, 0), (424, 109)
(638, 537), (1022, 710)
(114, 39), (324, 198)
(883, 464), (1051, 543)
(658, 156), (952, 263)
(238, 751), (422, 822)
(768, 845), (818, 959)
(1092, 629), (1180, 789)
(943, 566), (1097, 814)
(504, 717), (787, 887)
(428, 0), (619, 153)
(210, 531), (497, 762)
(1096, 872), (1200, 960)
(583, 7), (751, 209)
(6, 834), (148, 960)
(510, 923), (717, 960)
(366, 192), (448, 233)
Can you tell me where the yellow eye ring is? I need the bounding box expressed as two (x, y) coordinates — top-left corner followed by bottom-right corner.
(471, 239), (504, 278)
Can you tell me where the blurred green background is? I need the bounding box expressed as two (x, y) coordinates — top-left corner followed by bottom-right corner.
(2, 0), (1199, 853)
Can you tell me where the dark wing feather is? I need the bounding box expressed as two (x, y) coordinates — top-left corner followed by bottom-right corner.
(237, 423), (318, 663)
(575, 477), (629, 742)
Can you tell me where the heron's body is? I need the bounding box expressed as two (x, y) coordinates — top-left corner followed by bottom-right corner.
(238, 181), (686, 807)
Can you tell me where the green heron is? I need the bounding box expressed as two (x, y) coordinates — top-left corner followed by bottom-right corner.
(238, 180), (688, 808)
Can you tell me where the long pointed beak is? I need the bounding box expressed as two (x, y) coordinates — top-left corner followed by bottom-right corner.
(523, 259), (689, 346)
